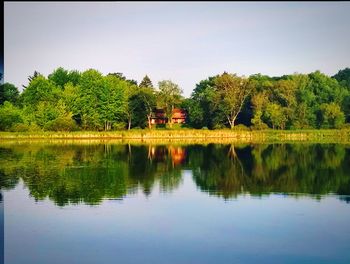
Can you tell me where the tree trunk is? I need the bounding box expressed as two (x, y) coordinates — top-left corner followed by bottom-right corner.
(230, 117), (236, 129)
(147, 114), (152, 129)
(128, 117), (131, 130)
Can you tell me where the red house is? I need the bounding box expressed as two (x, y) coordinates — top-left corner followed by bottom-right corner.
(151, 108), (187, 125)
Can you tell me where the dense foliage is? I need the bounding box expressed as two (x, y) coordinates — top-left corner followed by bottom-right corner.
(1, 67), (350, 131)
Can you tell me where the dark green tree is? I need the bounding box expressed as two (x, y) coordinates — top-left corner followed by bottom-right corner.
(0, 83), (19, 105)
(139, 75), (153, 88)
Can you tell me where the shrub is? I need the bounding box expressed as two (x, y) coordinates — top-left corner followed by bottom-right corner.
(252, 123), (269, 130)
(112, 122), (126, 130)
(44, 116), (78, 131)
(0, 102), (23, 131)
(232, 124), (250, 131)
(11, 123), (30, 132)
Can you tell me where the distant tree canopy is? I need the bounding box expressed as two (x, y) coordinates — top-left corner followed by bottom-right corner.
(1, 67), (350, 131)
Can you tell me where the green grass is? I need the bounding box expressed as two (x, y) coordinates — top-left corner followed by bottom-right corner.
(0, 129), (350, 143)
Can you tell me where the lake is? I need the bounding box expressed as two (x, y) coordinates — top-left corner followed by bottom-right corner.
(1, 142), (350, 264)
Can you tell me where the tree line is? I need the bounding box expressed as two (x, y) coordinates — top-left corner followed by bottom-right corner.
(0, 67), (350, 131)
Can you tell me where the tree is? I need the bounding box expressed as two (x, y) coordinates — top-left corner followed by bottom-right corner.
(139, 75), (153, 88)
(251, 92), (268, 129)
(0, 83), (19, 105)
(264, 103), (287, 129)
(125, 84), (138, 130)
(48, 67), (70, 88)
(319, 103), (345, 129)
(0, 102), (23, 131)
(190, 76), (218, 129)
(181, 98), (204, 129)
(20, 75), (61, 107)
(213, 73), (252, 128)
(333, 68), (350, 90)
(22, 71), (42, 89)
(140, 87), (156, 129)
(75, 69), (105, 130)
(158, 80), (183, 127)
(107, 72), (138, 86)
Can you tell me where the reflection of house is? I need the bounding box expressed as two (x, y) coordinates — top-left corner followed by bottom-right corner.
(148, 145), (187, 166)
(169, 146), (187, 166)
(148, 146), (168, 161)
(150, 108), (187, 125)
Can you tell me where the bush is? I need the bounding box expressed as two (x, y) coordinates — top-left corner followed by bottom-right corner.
(213, 123), (226, 129)
(112, 122), (126, 130)
(232, 124), (251, 131)
(340, 123), (350, 130)
(0, 102), (23, 131)
(44, 116), (78, 131)
(11, 123), (42, 132)
(252, 122), (269, 130)
(11, 123), (30, 132)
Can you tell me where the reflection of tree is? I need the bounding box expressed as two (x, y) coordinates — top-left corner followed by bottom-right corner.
(191, 143), (350, 199)
(1, 143), (350, 206)
(191, 144), (250, 199)
(0, 144), (184, 206)
(129, 145), (183, 196)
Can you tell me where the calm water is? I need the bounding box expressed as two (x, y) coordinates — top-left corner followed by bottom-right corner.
(1, 143), (350, 264)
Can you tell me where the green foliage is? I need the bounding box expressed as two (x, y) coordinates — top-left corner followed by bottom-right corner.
(319, 103), (345, 129)
(2, 67), (350, 132)
(0, 102), (23, 131)
(264, 103), (287, 129)
(21, 75), (61, 106)
(213, 73), (252, 128)
(44, 115), (79, 131)
(48, 67), (82, 88)
(333, 68), (350, 89)
(139, 75), (153, 88)
(0, 83), (20, 105)
(157, 80), (183, 126)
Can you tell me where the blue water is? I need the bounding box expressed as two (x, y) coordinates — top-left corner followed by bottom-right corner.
(2, 143), (350, 263)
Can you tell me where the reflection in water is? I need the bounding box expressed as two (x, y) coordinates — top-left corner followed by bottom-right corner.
(0, 143), (350, 206)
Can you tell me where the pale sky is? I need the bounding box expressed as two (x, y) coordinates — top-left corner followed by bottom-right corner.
(4, 2), (350, 97)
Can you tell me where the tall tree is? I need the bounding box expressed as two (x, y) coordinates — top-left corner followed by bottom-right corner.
(140, 87), (156, 129)
(139, 75), (153, 88)
(158, 80), (183, 127)
(213, 73), (252, 128)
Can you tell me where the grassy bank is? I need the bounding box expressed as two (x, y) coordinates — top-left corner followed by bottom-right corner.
(0, 129), (349, 143)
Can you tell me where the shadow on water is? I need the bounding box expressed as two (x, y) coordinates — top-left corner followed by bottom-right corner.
(1, 142), (350, 206)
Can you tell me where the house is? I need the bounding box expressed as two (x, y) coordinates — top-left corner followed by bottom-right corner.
(150, 109), (167, 125)
(150, 108), (187, 125)
(172, 108), (187, 124)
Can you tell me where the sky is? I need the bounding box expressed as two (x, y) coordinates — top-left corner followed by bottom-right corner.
(4, 2), (350, 97)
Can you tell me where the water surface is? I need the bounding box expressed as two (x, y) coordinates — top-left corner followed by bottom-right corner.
(1, 143), (350, 263)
